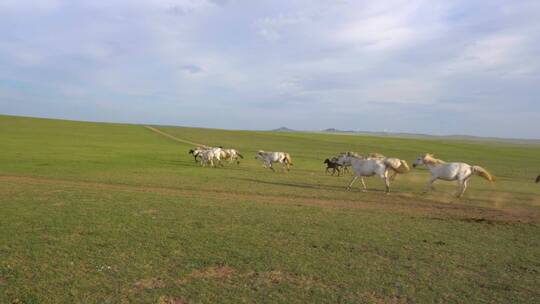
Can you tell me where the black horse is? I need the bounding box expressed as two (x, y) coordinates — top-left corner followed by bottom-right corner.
(324, 158), (342, 176)
(188, 149), (201, 162)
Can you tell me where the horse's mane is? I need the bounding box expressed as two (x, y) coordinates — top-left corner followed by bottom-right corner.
(339, 151), (363, 159)
(367, 153), (385, 159)
(423, 153), (446, 165)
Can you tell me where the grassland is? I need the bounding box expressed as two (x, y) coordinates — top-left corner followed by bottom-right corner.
(1, 114), (539, 303)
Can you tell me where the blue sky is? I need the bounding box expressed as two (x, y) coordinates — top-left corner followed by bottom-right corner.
(1, 0), (539, 138)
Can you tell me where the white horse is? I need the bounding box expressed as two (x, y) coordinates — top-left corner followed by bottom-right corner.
(255, 150), (293, 171)
(222, 148), (244, 164)
(336, 152), (409, 179)
(199, 149), (217, 167)
(412, 153), (495, 197)
(190, 147), (224, 167)
(337, 154), (410, 193)
(334, 152), (363, 174)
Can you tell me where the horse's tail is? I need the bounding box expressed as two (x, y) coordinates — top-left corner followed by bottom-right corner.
(384, 158), (410, 173)
(284, 153), (293, 166)
(472, 166), (495, 182)
(536, 175), (540, 183)
(237, 153), (244, 159)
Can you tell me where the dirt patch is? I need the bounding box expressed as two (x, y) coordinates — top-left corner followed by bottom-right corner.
(361, 292), (412, 304)
(245, 270), (322, 288)
(157, 296), (188, 304)
(133, 277), (167, 290)
(179, 267), (322, 289)
(189, 266), (236, 279)
(1, 174), (538, 224)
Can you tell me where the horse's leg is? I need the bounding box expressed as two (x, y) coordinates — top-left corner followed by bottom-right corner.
(455, 180), (463, 197)
(426, 176), (437, 192)
(347, 176), (358, 190)
(269, 162), (275, 172)
(360, 177), (367, 192)
(461, 179), (469, 197)
(336, 167), (341, 176)
(457, 178), (469, 198)
(383, 171), (390, 193)
(389, 170), (397, 181)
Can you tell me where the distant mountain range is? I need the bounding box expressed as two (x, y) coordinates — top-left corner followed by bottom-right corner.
(271, 127), (540, 144)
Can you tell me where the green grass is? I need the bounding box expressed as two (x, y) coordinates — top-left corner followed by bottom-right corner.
(1, 114), (539, 303)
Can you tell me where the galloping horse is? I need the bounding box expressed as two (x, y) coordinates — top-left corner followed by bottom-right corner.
(255, 151), (293, 171)
(412, 153), (495, 197)
(334, 152), (362, 173)
(188, 147), (207, 162)
(222, 148), (244, 165)
(336, 152), (409, 179)
(189, 147), (224, 167)
(198, 149), (217, 167)
(337, 154), (409, 193)
(324, 158), (342, 176)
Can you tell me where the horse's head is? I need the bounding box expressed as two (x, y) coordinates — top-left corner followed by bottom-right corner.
(324, 158), (330, 164)
(413, 154), (430, 168)
(188, 149), (194, 154)
(335, 153), (353, 165)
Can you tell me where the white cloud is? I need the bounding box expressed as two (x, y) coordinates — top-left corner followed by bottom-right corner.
(446, 34), (528, 74)
(255, 14), (306, 41)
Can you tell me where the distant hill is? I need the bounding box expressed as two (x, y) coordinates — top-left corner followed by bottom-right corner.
(323, 128), (355, 133)
(272, 127), (296, 132)
(320, 128), (540, 144)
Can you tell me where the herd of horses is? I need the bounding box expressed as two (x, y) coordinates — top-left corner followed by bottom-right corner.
(188, 146), (540, 198)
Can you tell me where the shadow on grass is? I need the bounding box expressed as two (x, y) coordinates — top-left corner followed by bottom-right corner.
(230, 176), (391, 194)
(230, 176), (340, 191)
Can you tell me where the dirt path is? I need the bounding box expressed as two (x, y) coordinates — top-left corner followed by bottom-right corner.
(144, 125), (209, 147)
(1, 174), (537, 223)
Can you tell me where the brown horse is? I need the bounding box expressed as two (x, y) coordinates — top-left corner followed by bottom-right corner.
(324, 158), (342, 176)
